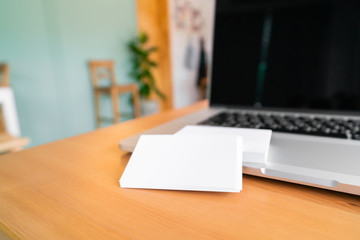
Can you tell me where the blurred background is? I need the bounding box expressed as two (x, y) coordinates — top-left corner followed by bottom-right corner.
(0, 0), (215, 152)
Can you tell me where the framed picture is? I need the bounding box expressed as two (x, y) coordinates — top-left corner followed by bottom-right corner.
(0, 87), (21, 137)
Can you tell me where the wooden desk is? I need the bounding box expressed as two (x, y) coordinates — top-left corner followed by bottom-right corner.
(0, 101), (359, 239)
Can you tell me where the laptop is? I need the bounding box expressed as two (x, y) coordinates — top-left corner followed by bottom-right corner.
(120, 0), (360, 195)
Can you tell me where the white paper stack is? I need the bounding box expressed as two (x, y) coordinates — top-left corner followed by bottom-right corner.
(120, 134), (242, 192)
(176, 125), (272, 168)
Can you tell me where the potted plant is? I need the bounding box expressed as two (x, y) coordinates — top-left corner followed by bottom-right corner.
(128, 32), (166, 116)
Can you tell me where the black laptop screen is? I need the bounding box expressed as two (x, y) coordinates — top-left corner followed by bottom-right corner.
(210, 0), (360, 112)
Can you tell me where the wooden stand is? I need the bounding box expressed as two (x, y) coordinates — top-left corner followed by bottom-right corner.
(0, 132), (29, 153)
(0, 63), (29, 153)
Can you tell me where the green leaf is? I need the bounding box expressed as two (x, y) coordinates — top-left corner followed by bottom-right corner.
(128, 41), (137, 49)
(146, 46), (158, 53)
(149, 61), (158, 67)
(129, 70), (141, 80)
(131, 58), (140, 68)
(144, 69), (151, 77)
(140, 84), (150, 98)
(154, 87), (166, 100)
(128, 44), (141, 55)
(146, 74), (166, 100)
(147, 72), (155, 84)
(139, 32), (148, 44)
(139, 70), (149, 80)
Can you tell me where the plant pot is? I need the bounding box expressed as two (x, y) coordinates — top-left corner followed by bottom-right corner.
(140, 99), (160, 116)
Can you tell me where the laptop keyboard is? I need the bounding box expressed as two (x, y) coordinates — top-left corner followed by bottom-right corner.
(198, 112), (360, 140)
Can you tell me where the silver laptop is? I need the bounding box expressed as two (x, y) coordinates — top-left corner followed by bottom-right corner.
(120, 0), (360, 195)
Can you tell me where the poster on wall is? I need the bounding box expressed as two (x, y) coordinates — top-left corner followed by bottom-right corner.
(169, 0), (215, 108)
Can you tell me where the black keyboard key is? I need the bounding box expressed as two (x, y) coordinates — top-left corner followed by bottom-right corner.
(199, 112), (359, 140)
(352, 133), (360, 140)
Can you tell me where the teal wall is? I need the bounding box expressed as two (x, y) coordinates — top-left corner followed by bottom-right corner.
(0, 0), (137, 147)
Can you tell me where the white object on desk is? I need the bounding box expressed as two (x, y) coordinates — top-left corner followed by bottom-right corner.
(120, 134), (242, 192)
(176, 125), (272, 168)
(0, 87), (21, 137)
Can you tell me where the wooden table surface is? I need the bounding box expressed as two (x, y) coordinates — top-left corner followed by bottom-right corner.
(0, 100), (359, 240)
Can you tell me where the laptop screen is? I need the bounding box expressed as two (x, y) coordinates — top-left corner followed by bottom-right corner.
(210, 0), (360, 112)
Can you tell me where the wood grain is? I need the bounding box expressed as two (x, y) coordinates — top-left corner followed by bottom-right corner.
(0, 100), (359, 240)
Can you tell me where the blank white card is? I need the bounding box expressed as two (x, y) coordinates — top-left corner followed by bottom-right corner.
(120, 134), (242, 192)
(176, 125), (272, 168)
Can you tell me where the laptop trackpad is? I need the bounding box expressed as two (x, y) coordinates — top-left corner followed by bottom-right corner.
(267, 133), (360, 177)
